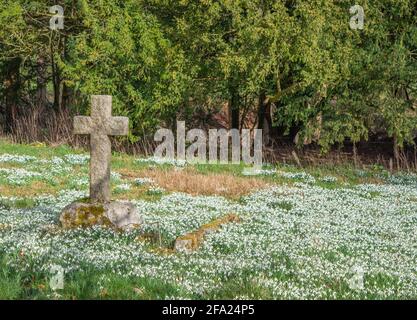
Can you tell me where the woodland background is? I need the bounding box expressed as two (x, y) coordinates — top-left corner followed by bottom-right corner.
(0, 0), (416, 168)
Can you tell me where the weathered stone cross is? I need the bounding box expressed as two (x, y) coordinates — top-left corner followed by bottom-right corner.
(74, 95), (128, 203)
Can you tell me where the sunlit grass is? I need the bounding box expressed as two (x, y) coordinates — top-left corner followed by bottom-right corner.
(0, 139), (416, 300)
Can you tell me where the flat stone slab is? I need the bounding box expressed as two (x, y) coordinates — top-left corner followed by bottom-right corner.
(174, 214), (241, 253)
(60, 201), (143, 231)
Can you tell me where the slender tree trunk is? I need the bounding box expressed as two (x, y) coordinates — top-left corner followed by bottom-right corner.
(60, 34), (73, 113)
(61, 83), (73, 112)
(50, 49), (62, 112)
(36, 56), (47, 110)
(257, 91), (273, 145)
(52, 71), (61, 112)
(393, 134), (400, 171)
(353, 142), (358, 168)
(229, 85), (240, 130)
(51, 32), (67, 113)
(3, 57), (21, 132)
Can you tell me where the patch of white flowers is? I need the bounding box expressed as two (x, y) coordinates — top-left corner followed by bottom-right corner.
(115, 184), (131, 192)
(0, 153), (87, 185)
(0, 168), (42, 185)
(320, 176), (338, 183)
(0, 154), (37, 163)
(43, 157), (65, 166)
(0, 153), (417, 299)
(147, 186), (165, 195)
(111, 172), (122, 182)
(383, 172), (417, 186)
(278, 171), (316, 184)
(71, 176), (89, 188)
(64, 154), (90, 165)
(242, 167), (276, 176)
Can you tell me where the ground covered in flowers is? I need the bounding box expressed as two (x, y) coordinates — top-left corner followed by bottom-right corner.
(0, 140), (416, 299)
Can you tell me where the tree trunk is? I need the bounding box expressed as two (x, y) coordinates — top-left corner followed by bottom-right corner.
(59, 34), (72, 112)
(52, 72), (62, 112)
(3, 57), (21, 132)
(352, 142), (357, 167)
(229, 85), (240, 130)
(393, 134), (400, 171)
(257, 91), (273, 146)
(36, 56), (47, 110)
(50, 50), (62, 112)
(61, 82), (74, 112)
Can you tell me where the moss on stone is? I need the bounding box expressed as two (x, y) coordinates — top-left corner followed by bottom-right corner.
(174, 213), (242, 253)
(60, 204), (113, 229)
(60, 201), (142, 231)
(77, 197), (92, 204)
(0, 223), (11, 231)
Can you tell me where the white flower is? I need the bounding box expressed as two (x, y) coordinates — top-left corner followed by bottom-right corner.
(242, 168), (276, 176)
(134, 177), (155, 186)
(64, 154), (90, 165)
(146, 186), (165, 195)
(115, 184), (131, 192)
(1, 152), (417, 299)
(320, 176), (338, 183)
(0, 154), (37, 163)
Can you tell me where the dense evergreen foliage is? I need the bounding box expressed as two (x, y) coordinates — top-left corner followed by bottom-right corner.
(0, 0), (416, 156)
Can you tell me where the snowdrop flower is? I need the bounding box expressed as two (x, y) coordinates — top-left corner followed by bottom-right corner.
(64, 154), (90, 165)
(134, 178), (155, 186)
(1, 153), (417, 299)
(115, 184), (131, 192)
(320, 176), (338, 183)
(0, 154), (37, 163)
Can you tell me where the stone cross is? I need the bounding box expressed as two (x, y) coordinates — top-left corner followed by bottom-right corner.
(74, 95), (129, 203)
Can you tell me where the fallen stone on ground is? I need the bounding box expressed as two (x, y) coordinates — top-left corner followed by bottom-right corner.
(174, 213), (241, 253)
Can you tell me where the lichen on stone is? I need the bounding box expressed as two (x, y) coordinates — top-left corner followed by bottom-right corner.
(174, 213), (242, 253)
(0, 223), (11, 231)
(60, 203), (112, 229)
(60, 201), (143, 231)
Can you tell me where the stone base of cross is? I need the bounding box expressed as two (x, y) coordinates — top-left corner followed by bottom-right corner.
(73, 95), (128, 203)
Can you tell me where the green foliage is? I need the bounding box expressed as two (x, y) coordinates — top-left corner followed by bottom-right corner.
(0, 0), (416, 150)
(61, 0), (190, 139)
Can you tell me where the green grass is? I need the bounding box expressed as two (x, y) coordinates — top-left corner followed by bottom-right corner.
(0, 139), (76, 159)
(0, 197), (37, 209)
(0, 138), (387, 190)
(0, 254), (188, 300)
(270, 200), (294, 211)
(1, 138), (413, 300)
(0, 257), (22, 300)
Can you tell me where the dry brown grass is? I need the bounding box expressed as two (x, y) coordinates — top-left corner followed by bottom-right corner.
(118, 167), (269, 199)
(0, 163), (24, 169)
(0, 181), (59, 197)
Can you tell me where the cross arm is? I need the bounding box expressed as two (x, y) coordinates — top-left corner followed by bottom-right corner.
(74, 116), (93, 135)
(108, 117), (129, 136)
